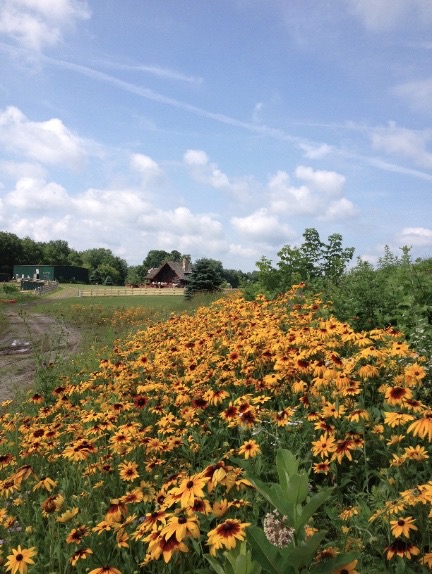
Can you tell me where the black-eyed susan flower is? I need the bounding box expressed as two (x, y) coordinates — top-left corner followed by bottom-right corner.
(339, 506), (359, 521)
(88, 566), (122, 574)
(385, 539), (420, 560)
(407, 410), (432, 441)
(384, 411), (414, 427)
(41, 493), (64, 516)
(65, 525), (90, 544)
(403, 445), (429, 461)
(420, 552), (432, 568)
(5, 545), (36, 574)
(160, 513), (200, 542)
(69, 547), (93, 566)
(389, 516), (418, 538)
(207, 518), (250, 555)
(133, 510), (168, 538)
(57, 507), (80, 523)
(238, 439), (261, 459)
(170, 475), (209, 508)
(331, 559), (359, 574)
(146, 532), (189, 563)
(312, 460), (331, 474)
(311, 434), (336, 459)
(32, 476), (56, 492)
(118, 461), (139, 482)
(0, 478), (19, 498)
(332, 438), (356, 463)
(384, 385), (413, 406)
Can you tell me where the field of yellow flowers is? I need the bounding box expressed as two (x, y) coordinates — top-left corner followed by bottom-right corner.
(0, 286), (431, 573)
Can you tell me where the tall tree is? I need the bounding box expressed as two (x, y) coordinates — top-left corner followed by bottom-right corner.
(253, 228), (355, 296)
(185, 258), (224, 297)
(42, 239), (71, 265)
(0, 231), (23, 275)
(142, 250), (172, 273)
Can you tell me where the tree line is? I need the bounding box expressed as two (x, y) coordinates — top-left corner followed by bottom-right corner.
(0, 232), (253, 288)
(2, 229), (431, 350)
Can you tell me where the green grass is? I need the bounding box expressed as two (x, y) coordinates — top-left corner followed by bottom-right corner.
(5, 285), (226, 398)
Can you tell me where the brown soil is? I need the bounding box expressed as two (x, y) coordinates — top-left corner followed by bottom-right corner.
(0, 306), (82, 402)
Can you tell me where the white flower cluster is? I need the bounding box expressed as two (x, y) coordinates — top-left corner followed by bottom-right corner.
(263, 509), (294, 548)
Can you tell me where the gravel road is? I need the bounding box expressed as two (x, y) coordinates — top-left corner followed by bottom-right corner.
(0, 306), (81, 402)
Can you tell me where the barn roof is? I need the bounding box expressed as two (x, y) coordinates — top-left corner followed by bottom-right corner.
(146, 260), (192, 281)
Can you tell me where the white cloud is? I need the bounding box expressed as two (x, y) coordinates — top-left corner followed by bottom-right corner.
(0, 160), (46, 179)
(299, 142), (333, 159)
(347, 0), (432, 32)
(11, 214), (73, 242)
(318, 197), (358, 221)
(370, 122), (432, 168)
(0, 106), (87, 168)
(295, 165), (345, 195)
(266, 166), (357, 222)
(228, 243), (260, 259)
(5, 177), (69, 210)
(183, 149), (209, 166)
(231, 208), (294, 244)
(130, 153), (164, 186)
(268, 170), (315, 215)
(74, 188), (152, 223)
(183, 148), (252, 200)
(0, 0), (90, 51)
(397, 227), (432, 247)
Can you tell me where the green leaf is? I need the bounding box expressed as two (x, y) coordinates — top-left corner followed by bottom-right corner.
(281, 531), (326, 568)
(294, 487), (332, 531)
(284, 472), (309, 505)
(247, 525), (283, 574)
(204, 554), (229, 574)
(276, 449), (299, 487)
(247, 478), (292, 517)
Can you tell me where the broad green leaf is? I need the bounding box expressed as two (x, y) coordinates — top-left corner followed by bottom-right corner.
(276, 449), (299, 487)
(247, 525), (282, 574)
(280, 531), (326, 568)
(294, 487), (332, 531)
(247, 478), (292, 517)
(284, 472), (309, 505)
(204, 555), (226, 574)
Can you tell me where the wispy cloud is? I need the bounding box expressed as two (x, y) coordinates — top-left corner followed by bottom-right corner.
(99, 60), (203, 84)
(3, 44), (432, 184)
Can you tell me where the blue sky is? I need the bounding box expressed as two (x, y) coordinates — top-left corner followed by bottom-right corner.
(0, 0), (431, 271)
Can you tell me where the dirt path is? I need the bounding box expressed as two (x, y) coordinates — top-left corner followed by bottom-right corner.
(0, 306), (82, 402)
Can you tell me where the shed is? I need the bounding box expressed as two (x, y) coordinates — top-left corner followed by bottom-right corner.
(13, 265), (89, 283)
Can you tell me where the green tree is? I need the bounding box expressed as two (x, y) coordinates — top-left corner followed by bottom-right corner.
(185, 258), (224, 298)
(80, 248), (127, 285)
(142, 250), (172, 273)
(42, 239), (71, 264)
(253, 228), (354, 296)
(20, 236), (44, 264)
(0, 231), (24, 275)
(125, 265), (145, 286)
(89, 269), (102, 284)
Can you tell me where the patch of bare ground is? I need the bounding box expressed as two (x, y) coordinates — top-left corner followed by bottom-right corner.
(0, 306), (82, 402)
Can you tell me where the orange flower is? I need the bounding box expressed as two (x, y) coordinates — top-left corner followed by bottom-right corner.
(389, 516), (418, 538)
(207, 519), (250, 555)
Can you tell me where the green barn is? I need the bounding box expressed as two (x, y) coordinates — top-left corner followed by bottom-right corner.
(13, 265), (89, 283)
